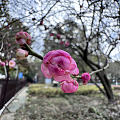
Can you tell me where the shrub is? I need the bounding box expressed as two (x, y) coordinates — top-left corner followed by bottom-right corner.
(28, 84), (100, 97)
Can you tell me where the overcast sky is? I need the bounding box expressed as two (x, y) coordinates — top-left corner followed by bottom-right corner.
(8, 0), (120, 60)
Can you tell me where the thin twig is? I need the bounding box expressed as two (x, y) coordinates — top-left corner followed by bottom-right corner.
(89, 63), (109, 75)
(0, 33), (8, 51)
(0, 40), (3, 52)
(72, 62), (109, 79)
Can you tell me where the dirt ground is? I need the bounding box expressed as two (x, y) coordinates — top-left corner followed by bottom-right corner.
(14, 92), (120, 120)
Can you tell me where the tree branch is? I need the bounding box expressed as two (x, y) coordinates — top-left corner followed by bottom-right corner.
(72, 60), (109, 79)
(24, 44), (43, 60)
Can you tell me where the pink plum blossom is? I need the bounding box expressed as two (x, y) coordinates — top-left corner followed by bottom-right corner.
(81, 73), (91, 85)
(56, 34), (61, 39)
(60, 41), (64, 45)
(8, 43), (11, 47)
(9, 60), (16, 68)
(16, 49), (28, 60)
(65, 41), (70, 47)
(0, 61), (5, 66)
(16, 31), (31, 45)
(41, 50), (79, 82)
(60, 79), (79, 93)
(50, 33), (54, 36)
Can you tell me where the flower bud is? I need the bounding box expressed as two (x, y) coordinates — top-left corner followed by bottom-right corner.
(0, 61), (5, 66)
(81, 73), (91, 85)
(16, 31), (31, 45)
(16, 49), (28, 60)
(65, 41), (70, 47)
(9, 60), (16, 68)
(56, 34), (61, 39)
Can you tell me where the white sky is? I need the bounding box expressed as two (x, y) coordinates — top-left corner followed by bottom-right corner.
(8, 0), (120, 60)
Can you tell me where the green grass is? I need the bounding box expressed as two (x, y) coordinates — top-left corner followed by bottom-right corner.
(28, 84), (100, 97)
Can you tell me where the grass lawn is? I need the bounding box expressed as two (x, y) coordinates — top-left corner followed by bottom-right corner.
(15, 84), (120, 120)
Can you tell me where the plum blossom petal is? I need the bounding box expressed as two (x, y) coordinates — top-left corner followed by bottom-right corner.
(47, 64), (65, 76)
(16, 39), (26, 45)
(41, 63), (52, 78)
(54, 74), (71, 82)
(56, 50), (72, 60)
(43, 50), (56, 64)
(70, 58), (79, 75)
(50, 56), (70, 70)
(70, 67), (79, 76)
(43, 50), (71, 64)
(60, 79), (79, 93)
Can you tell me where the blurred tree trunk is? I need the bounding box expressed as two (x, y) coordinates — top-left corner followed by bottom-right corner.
(84, 58), (114, 102)
(97, 71), (114, 102)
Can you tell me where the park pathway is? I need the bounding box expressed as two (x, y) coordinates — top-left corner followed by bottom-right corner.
(0, 86), (28, 120)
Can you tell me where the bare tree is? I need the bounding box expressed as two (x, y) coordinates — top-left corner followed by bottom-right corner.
(2, 0), (120, 102)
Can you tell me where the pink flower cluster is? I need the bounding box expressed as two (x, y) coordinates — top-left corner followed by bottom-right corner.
(16, 31), (31, 45)
(41, 50), (79, 93)
(50, 33), (70, 47)
(0, 60), (16, 68)
(50, 33), (61, 39)
(60, 41), (70, 47)
(81, 73), (91, 85)
(15, 31), (30, 60)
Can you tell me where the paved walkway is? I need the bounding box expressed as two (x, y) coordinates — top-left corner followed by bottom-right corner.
(0, 87), (28, 120)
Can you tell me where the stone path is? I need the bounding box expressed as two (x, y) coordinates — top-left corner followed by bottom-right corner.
(0, 87), (28, 120)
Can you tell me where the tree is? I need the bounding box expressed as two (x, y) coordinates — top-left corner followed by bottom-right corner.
(0, 0), (31, 79)
(43, 19), (115, 102)
(4, 0), (120, 102)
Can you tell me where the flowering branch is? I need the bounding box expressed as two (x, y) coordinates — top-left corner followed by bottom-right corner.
(15, 31), (110, 93)
(24, 44), (43, 60)
(15, 31), (43, 60)
(72, 62), (109, 79)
